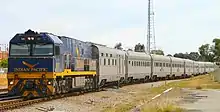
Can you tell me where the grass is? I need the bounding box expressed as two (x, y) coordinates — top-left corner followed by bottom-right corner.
(167, 74), (220, 89)
(141, 103), (185, 112)
(102, 74), (220, 112)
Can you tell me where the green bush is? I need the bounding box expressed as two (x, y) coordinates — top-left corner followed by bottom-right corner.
(0, 59), (8, 68)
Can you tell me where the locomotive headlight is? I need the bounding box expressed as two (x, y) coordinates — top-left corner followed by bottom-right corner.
(47, 81), (51, 85)
(9, 81), (14, 85)
(28, 37), (31, 40)
(31, 37), (34, 40)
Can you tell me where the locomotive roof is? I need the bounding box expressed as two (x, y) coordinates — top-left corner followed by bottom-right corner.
(10, 30), (63, 44)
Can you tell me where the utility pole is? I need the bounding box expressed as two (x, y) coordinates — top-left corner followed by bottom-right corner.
(147, 0), (156, 54)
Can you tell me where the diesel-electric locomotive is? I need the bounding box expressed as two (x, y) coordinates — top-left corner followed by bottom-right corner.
(7, 30), (98, 98)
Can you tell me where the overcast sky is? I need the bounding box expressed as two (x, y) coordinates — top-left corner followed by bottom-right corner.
(0, 0), (220, 55)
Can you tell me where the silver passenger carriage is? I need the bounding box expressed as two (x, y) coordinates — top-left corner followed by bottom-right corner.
(126, 51), (152, 82)
(184, 59), (194, 76)
(170, 57), (185, 77)
(91, 44), (126, 86)
(151, 54), (171, 79)
(193, 61), (200, 75)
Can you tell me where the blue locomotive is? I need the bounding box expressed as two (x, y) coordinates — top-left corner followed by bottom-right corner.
(7, 30), (97, 98)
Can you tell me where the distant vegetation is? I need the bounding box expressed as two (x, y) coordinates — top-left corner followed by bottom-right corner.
(114, 38), (220, 62)
(0, 59), (8, 68)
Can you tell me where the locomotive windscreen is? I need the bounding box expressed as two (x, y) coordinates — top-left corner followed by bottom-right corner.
(10, 43), (54, 56)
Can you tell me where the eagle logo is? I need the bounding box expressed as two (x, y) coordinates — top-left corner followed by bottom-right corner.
(22, 61), (39, 68)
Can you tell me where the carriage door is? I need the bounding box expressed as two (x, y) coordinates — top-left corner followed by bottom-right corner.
(117, 55), (121, 77)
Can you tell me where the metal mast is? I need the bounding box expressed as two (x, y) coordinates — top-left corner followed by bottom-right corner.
(147, 0), (156, 53)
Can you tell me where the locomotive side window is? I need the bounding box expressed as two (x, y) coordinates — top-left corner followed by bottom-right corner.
(55, 46), (60, 55)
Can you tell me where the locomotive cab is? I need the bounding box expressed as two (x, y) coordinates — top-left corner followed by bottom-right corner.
(7, 29), (63, 98)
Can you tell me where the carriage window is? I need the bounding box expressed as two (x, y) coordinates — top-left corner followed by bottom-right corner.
(155, 62), (158, 67)
(163, 63), (165, 67)
(104, 59), (106, 65)
(101, 53), (104, 56)
(169, 64), (171, 67)
(160, 63), (162, 67)
(112, 59), (114, 65)
(147, 62), (150, 66)
(166, 63), (168, 67)
(115, 60), (117, 65)
(110, 54), (112, 57)
(108, 59), (110, 65)
(132, 61), (133, 66)
(129, 61), (130, 64)
(106, 53), (108, 57)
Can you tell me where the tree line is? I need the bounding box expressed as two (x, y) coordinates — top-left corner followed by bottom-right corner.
(114, 38), (220, 62)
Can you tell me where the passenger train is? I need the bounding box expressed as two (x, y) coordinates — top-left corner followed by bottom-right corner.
(7, 30), (218, 98)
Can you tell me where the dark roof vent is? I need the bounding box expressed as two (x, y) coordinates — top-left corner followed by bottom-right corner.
(24, 29), (38, 35)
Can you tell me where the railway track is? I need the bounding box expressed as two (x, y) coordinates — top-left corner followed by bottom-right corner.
(0, 89), (8, 93)
(0, 75), (195, 111)
(0, 89), (101, 111)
